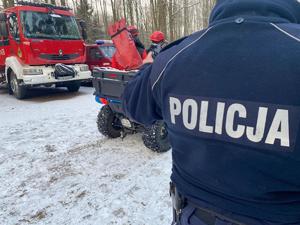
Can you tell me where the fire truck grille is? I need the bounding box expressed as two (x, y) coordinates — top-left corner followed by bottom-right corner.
(40, 53), (80, 61)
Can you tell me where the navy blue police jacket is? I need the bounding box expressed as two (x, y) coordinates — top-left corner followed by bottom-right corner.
(122, 0), (300, 223)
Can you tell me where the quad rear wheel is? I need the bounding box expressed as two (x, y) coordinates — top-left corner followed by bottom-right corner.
(142, 121), (171, 153)
(97, 105), (122, 138)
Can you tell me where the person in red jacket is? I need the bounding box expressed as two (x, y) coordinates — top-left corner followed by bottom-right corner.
(111, 26), (147, 70)
(150, 31), (166, 45)
(147, 31), (168, 59)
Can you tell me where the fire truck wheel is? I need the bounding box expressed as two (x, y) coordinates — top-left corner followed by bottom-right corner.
(142, 121), (171, 153)
(66, 81), (81, 92)
(9, 72), (27, 99)
(97, 105), (122, 138)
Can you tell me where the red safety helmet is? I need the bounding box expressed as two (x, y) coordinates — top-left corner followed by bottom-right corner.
(150, 31), (165, 43)
(127, 25), (139, 37)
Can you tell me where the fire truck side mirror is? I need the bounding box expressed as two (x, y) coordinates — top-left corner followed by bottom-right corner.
(79, 20), (88, 41)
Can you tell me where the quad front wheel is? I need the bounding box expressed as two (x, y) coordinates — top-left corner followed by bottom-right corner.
(142, 121), (171, 153)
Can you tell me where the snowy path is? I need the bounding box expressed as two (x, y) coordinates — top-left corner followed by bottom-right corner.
(0, 87), (172, 225)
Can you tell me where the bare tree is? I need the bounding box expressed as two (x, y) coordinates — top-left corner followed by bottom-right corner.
(0, 0), (217, 43)
(110, 0), (118, 22)
(99, 0), (109, 33)
(4, 0), (14, 7)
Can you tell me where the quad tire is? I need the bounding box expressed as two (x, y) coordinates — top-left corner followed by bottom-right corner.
(66, 81), (81, 92)
(97, 105), (122, 138)
(142, 121), (171, 153)
(9, 72), (27, 99)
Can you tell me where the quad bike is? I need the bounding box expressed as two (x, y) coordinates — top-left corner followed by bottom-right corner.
(92, 67), (171, 153)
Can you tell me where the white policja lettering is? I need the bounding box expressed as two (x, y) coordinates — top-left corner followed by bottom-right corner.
(169, 97), (291, 148)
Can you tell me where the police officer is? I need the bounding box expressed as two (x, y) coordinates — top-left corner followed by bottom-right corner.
(122, 0), (300, 224)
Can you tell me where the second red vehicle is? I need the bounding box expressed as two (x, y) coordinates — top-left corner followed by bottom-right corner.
(85, 40), (116, 71)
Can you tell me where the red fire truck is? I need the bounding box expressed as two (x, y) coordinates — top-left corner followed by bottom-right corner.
(0, 1), (91, 99)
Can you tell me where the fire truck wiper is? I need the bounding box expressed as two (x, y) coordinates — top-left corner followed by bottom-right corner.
(30, 35), (57, 40)
(59, 37), (81, 40)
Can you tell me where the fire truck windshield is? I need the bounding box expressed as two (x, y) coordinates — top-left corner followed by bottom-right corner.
(21, 11), (81, 40)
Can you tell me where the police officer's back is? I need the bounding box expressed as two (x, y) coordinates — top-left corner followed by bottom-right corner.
(122, 0), (300, 224)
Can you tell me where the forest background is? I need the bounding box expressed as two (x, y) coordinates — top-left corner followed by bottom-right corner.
(0, 0), (216, 45)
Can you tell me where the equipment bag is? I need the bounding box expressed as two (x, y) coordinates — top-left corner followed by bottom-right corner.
(108, 19), (143, 70)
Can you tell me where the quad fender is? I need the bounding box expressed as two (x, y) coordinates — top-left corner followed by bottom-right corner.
(5, 56), (24, 80)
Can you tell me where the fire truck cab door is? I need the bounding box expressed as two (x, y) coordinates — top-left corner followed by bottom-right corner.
(7, 13), (21, 57)
(88, 46), (105, 69)
(0, 13), (10, 67)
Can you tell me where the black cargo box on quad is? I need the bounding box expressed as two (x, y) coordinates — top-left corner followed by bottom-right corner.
(92, 67), (136, 113)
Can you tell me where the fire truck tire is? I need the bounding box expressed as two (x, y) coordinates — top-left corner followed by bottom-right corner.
(9, 72), (27, 99)
(66, 81), (81, 92)
(142, 121), (171, 153)
(97, 105), (122, 138)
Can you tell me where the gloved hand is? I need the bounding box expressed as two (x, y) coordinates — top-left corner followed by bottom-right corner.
(143, 52), (154, 64)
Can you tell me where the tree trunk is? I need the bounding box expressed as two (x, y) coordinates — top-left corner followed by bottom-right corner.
(134, 0), (139, 28)
(183, 0), (189, 35)
(128, 0), (134, 25)
(110, 0), (118, 22)
(158, 0), (167, 36)
(168, 0), (174, 41)
(150, 0), (158, 30)
(95, 0), (101, 25)
(122, 0), (127, 21)
(3, 0), (9, 8)
(71, 0), (77, 13)
(7, 0), (14, 7)
(99, 0), (109, 35)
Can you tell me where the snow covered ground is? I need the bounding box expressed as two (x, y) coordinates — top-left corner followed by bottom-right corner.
(0, 86), (172, 225)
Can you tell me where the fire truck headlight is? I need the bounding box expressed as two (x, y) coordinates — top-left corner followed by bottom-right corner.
(79, 65), (89, 72)
(23, 68), (43, 75)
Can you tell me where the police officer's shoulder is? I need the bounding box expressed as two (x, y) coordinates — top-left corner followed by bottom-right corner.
(271, 23), (300, 41)
(150, 30), (209, 90)
(151, 36), (190, 70)
(160, 29), (210, 54)
(160, 36), (189, 53)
